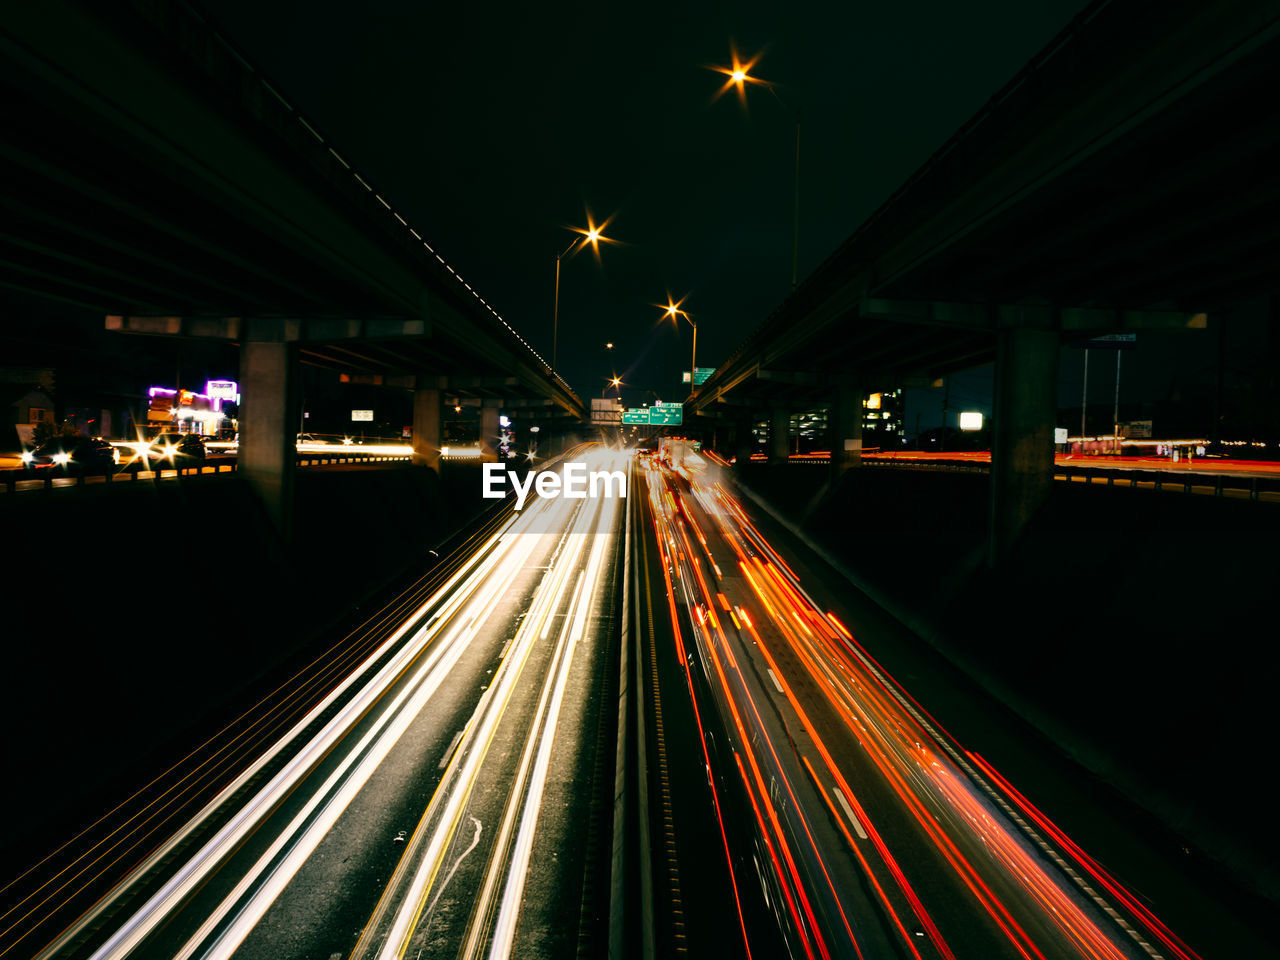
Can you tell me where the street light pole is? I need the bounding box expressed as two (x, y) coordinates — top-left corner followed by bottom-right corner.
(791, 110), (801, 290)
(1113, 350), (1122, 454)
(718, 59), (802, 290)
(552, 237), (578, 371)
(664, 299), (697, 397)
(690, 319), (698, 393)
(1081, 348), (1089, 440)
(552, 218), (612, 372)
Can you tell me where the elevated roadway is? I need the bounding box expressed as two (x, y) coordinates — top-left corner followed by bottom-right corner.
(1, 0), (586, 531)
(688, 0), (1280, 561)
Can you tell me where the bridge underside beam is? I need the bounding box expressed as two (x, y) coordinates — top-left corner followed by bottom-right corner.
(861, 298), (1208, 333)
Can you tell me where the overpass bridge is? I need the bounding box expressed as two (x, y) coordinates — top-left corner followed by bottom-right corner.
(1, 0), (585, 534)
(688, 0), (1280, 561)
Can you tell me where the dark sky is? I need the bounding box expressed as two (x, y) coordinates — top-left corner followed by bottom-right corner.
(194, 0), (1092, 409)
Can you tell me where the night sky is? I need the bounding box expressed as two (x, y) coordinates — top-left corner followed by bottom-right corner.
(190, 0), (1093, 415)
(4, 1), (1266, 437)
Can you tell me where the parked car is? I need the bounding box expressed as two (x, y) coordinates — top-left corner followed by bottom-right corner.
(147, 433), (206, 466)
(21, 437), (120, 472)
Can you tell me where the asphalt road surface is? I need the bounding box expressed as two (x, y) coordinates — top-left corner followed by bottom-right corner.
(635, 453), (1208, 960)
(24, 447), (625, 960)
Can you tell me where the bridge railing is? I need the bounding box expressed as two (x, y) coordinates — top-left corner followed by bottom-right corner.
(1, 451), (413, 495)
(860, 456), (1279, 502)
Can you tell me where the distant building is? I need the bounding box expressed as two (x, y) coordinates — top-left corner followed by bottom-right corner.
(863, 389), (905, 450)
(793, 409), (828, 453)
(6, 386), (56, 447)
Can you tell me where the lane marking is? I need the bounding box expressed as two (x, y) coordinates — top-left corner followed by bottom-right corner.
(832, 786), (868, 840)
(765, 669), (784, 695)
(421, 817), (482, 924)
(438, 731), (464, 770)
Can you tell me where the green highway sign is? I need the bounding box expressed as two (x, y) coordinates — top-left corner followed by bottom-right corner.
(682, 367), (717, 385)
(621, 405), (684, 425)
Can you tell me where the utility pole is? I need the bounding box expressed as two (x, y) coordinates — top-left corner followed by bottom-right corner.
(1212, 316), (1227, 449)
(1112, 351), (1122, 453)
(1080, 348), (1089, 439)
(940, 377), (950, 451)
(791, 111), (801, 290)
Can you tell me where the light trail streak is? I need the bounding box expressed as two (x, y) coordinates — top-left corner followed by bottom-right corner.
(645, 477), (756, 960)
(486, 494), (618, 958)
(672, 510), (834, 960)
(7, 504), (522, 960)
(644, 459), (1188, 960)
(650, 473), (842, 957)
(87, 507), (550, 960)
(34, 523), (513, 960)
(170, 516), (551, 960)
(359, 492), (595, 959)
(36, 447), (623, 960)
(358, 449), (625, 960)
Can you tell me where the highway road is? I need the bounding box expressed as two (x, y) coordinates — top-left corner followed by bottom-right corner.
(5, 443), (1253, 960)
(636, 453), (1205, 960)
(20, 446), (625, 960)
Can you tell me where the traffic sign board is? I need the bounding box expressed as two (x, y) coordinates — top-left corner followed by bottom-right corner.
(1071, 333), (1137, 350)
(682, 367), (716, 385)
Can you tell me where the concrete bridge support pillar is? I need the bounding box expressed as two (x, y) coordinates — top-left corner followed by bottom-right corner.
(733, 415), (754, 468)
(412, 382), (441, 470)
(769, 406), (790, 463)
(712, 424), (727, 456)
(239, 338), (299, 540)
(479, 401), (502, 462)
(830, 380), (863, 478)
(989, 327), (1059, 566)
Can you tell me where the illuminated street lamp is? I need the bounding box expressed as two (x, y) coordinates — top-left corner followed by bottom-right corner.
(711, 49), (802, 290)
(661, 295), (697, 397)
(601, 376), (623, 399)
(553, 212), (616, 370)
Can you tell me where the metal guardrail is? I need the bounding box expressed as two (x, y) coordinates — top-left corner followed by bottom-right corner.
(860, 456), (1279, 502)
(1052, 463), (1277, 501)
(1, 452), (413, 494)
